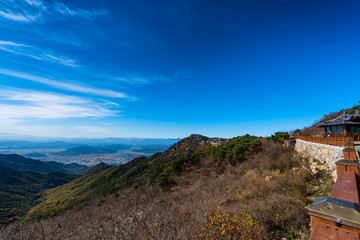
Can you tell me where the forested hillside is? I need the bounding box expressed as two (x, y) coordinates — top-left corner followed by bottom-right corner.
(0, 154), (104, 224)
(0, 166), (78, 224)
(0, 154), (88, 174)
(0, 134), (333, 239)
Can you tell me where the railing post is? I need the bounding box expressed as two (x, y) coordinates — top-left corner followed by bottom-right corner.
(309, 141), (360, 239)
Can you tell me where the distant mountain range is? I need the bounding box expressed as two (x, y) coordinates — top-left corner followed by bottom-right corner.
(0, 137), (180, 150)
(53, 146), (117, 156)
(0, 154), (87, 174)
(24, 152), (48, 158)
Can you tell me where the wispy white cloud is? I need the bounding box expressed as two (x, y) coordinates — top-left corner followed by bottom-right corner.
(41, 53), (78, 67)
(0, 40), (79, 67)
(0, 68), (130, 99)
(0, 9), (40, 23)
(99, 99), (121, 107)
(0, 88), (119, 121)
(106, 72), (174, 85)
(24, 0), (46, 8)
(110, 75), (149, 84)
(0, 88), (123, 138)
(0, 0), (44, 23)
(0, 0), (107, 23)
(174, 71), (191, 79)
(53, 1), (107, 19)
(0, 40), (27, 47)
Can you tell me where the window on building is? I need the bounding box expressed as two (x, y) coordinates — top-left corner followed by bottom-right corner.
(331, 125), (343, 133)
(349, 126), (360, 133)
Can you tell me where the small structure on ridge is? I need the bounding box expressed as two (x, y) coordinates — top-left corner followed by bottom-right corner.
(317, 109), (360, 140)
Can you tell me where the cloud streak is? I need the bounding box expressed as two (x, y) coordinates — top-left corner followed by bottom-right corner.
(0, 40), (79, 67)
(0, 0), (107, 23)
(105, 72), (175, 85)
(41, 53), (78, 67)
(0, 9), (39, 23)
(53, 1), (107, 19)
(0, 68), (130, 99)
(0, 40), (27, 47)
(0, 88), (119, 121)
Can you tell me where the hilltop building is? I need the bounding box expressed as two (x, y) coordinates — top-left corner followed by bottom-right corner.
(317, 109), (360, 140)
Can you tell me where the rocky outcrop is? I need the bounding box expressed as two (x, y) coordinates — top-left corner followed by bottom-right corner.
(164, 134), (230, 157)
(284, 136), (296, 151)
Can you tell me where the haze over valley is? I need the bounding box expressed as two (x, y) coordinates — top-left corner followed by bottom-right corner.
(0, 138), (179, 166)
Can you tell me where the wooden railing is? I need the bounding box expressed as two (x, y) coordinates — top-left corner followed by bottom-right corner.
(308, 139), (360, 239)
(295, 135), (348, 147)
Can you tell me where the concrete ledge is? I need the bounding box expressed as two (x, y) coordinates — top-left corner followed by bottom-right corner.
(309, 197), (360, 230)
(336, 159), (359, 166)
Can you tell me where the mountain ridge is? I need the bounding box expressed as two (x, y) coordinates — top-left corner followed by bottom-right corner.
(24, 134), (260, 221)
(0, 154), (88, 174)
(0, 131), (335, 239)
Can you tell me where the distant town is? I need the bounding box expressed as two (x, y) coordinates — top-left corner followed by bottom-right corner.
(0, 137), (180, 166)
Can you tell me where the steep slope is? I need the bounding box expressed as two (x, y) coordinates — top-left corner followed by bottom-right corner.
(0, 154), (88, 174)
(25, 158), (148, 221)
(0, 155), (105, 224)
(25, 134), (260, 221)
(1, 137), (333, 239)
(133, 144), (170, 153)
(0, 166), (77, 224)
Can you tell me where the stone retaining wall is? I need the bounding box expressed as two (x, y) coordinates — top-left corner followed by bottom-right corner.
(295, 139), (343, 177)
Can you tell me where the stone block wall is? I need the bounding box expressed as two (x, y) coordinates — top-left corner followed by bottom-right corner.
(295, 139), (343, 178)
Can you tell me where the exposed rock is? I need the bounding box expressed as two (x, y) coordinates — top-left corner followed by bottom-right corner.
(207, 137), (229, 147)
(164, 134), (230, 158)
(265, 176), (272, 182)
(284, 136), (296, 151)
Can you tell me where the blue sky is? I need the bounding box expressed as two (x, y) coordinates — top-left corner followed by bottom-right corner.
(0, 0), (359, 138)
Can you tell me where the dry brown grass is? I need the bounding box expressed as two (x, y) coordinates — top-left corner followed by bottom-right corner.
(0, 140), (331, 240)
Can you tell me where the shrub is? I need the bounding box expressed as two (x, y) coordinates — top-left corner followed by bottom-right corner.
(157, 173), (174, 188)
(97, 199), (105, 207)
(209, 135), (261, 163)
(268, 132), (289, 143)
(195, 208), (257, 239)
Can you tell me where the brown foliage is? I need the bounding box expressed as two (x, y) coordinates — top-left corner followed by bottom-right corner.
(0, 140), (331, 240)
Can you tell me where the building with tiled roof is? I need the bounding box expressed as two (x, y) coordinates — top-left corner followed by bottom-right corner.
(317, 109), (360, 139)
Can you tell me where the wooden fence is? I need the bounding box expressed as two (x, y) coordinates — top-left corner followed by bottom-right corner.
(295, 135), (348, 147)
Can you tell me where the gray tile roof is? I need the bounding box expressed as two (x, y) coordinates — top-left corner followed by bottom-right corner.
(317, 109), (360, 127)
